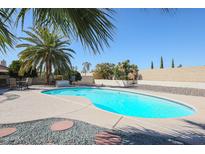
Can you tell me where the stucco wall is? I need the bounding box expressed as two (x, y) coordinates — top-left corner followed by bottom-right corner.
(32, 77), (45, 85)
(95, 79), (136, 87)
(76, 76), (94, 85)
(138, 66), (205, 82)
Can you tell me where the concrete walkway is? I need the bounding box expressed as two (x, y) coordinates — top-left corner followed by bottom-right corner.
(0, 86), (205, 144)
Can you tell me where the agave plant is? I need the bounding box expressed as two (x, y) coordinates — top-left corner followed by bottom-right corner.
(17, 28), (75, 84)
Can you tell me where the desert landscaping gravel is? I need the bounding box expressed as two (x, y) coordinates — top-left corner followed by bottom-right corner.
(0, 118), (109, 145)
(0, 118), (190, 145)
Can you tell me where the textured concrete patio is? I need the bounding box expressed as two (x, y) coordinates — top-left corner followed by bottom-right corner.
(0, 85), (205, 144)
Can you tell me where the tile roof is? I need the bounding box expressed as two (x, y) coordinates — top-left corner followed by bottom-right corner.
(0, 65), (8, 72)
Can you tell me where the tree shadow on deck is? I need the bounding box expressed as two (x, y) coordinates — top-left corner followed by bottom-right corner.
(112, 120), (205, 145)
(113, 126), (187, 145)
(182, 120), (205, 130)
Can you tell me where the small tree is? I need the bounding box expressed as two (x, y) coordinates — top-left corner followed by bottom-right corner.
(160, 56), (164, 69)
(93, 63), (115, 79)
(69, 70), (82, 83)
(151, 61), (154, 69)
(178, 64), (182, 68)
(171, 59), (175, 68)
(9, 60), (37, 79)
(114, 60), (138, 80)
(8, 60), (22, 78)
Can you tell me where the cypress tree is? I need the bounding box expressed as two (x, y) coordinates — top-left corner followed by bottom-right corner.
(171, 59), (175, 68)
(151, 61), (154, 69)
(160, 56), (164, 69)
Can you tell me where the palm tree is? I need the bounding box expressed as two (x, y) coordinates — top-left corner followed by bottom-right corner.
(0, 9), (15, 54)
(17, 28), (75, 84)
(4, 8), (115, 55)
(82, 62), (92, 76)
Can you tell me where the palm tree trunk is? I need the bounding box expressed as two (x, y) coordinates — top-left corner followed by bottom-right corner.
(48, 61), (52, 85)
(45, 61), (49, 85)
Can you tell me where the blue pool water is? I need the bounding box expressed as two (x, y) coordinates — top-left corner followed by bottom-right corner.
(42, 87), (195, 118)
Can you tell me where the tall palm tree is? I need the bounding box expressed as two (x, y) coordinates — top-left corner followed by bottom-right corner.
(82, 62), (92, 76)
(17, 28), (75, 84)
(0, 9), (15, 54)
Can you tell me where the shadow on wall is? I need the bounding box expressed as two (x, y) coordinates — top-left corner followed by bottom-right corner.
(137, 74), (143, 80)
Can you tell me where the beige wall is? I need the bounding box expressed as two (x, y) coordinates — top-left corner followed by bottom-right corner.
(95, 79), (136, 87)
(32, 77), (45, 85)
(76, 75), (94, 85)
(138, 66), (205, 82)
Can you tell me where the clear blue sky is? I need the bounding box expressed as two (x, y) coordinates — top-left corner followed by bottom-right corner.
(1, 9), (205, 71)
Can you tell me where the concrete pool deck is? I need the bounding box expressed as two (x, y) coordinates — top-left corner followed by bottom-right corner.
(0, 85), (205, 144)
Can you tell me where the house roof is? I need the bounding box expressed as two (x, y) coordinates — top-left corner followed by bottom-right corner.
(0, 65), (8, 73)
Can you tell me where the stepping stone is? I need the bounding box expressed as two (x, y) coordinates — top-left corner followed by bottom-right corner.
(95, 131), (121, 145)
(96, 132), (120, 139)
(0, 128), (16, 137)
(46, 143), (54, 145)
(50, 120), (74, 131)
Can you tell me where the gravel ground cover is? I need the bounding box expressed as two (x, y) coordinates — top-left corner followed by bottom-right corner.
(0, 118), (191, 145)
(0, 118), (109, 145)
(0, 118), (190, 145)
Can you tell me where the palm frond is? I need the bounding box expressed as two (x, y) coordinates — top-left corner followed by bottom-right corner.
(13, 8), (115, 54)
(0, 9), (15, 54)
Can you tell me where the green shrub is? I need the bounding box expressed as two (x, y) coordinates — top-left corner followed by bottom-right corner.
(93, 60), (138, 80)
(54, 68), (82, 82)
(72, 71), (82, 81)
(114, 60), (138, 80)
(93, 63), (115, 79)
(9, 60), (37, 78)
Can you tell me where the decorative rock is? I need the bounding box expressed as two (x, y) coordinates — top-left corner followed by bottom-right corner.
(0, 128), (16, 137)
(95, 131), (121, 145)
(50, 120), (74, 131)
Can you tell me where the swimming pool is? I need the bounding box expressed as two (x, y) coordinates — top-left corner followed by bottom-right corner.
(42, 87), (195, 118)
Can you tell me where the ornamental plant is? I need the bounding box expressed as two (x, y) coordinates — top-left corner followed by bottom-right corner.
(93, 60), (138, 80)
